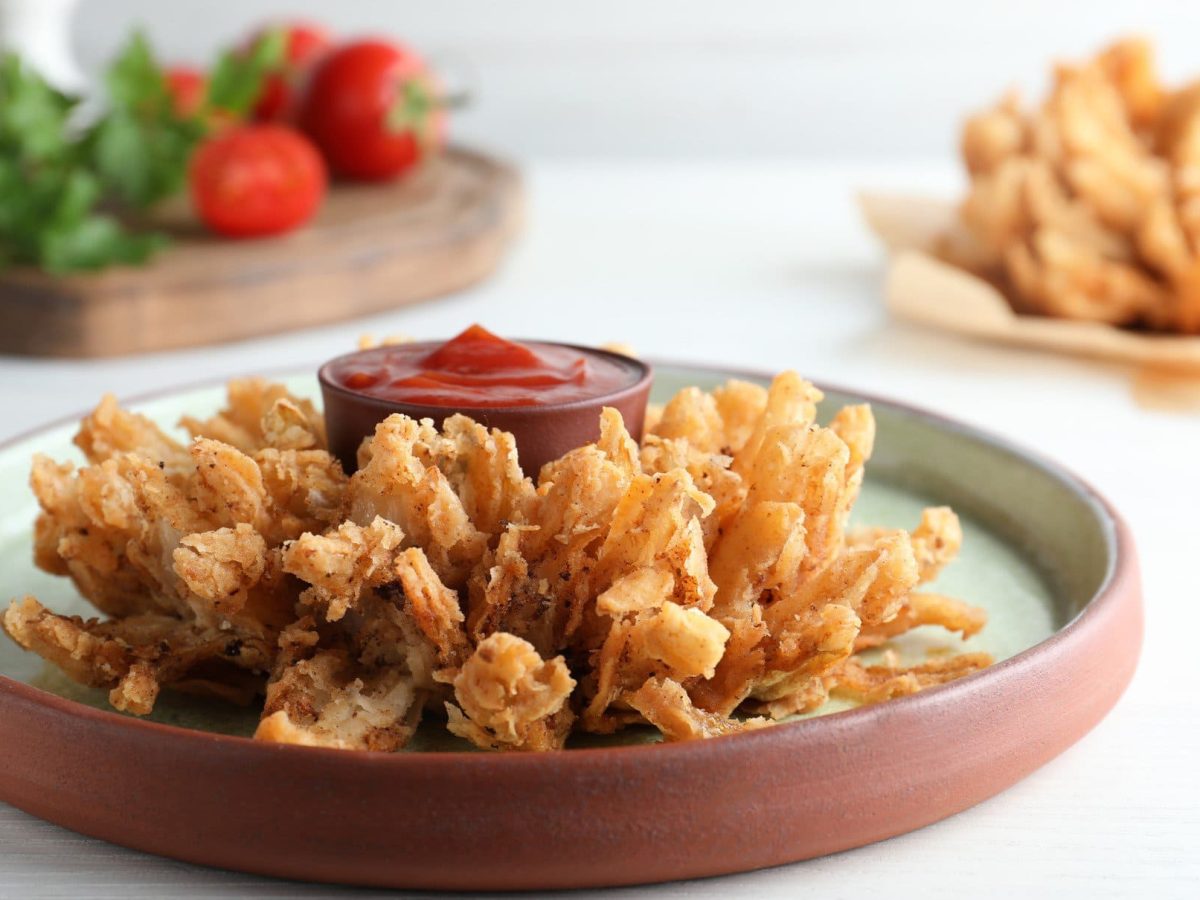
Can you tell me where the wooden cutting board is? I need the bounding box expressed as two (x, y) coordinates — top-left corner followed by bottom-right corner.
(0, 146), (523, 358)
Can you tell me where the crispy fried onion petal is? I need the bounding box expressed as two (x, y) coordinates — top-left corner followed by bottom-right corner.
(948, 38), (1200, 333)
(445, 633), (575, 751)
(7, 373), (991, 749)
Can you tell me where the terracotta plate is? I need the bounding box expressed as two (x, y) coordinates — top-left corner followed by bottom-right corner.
(0, 363), (1141, 891)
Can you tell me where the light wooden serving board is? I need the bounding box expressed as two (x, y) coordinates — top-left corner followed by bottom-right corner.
(0, 146), (523, 358)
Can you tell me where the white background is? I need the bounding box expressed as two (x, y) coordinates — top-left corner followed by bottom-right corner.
(0, 2), (1196, 898)
(73, 0), (1200, 160)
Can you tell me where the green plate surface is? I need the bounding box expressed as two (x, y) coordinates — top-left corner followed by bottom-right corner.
(0, 364), (1109, 749)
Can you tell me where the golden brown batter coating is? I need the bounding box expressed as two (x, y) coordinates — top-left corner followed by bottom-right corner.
(5, 372), (991, 751)
(948, 38), (1200, 333)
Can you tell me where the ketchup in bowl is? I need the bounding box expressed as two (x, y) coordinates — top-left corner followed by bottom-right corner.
(325, 325), (634, 408)
(319, 326), (653, 476)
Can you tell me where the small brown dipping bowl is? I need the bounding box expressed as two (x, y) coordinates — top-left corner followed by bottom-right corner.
(319, 342), (653, 476)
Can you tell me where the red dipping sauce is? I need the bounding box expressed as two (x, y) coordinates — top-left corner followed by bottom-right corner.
(325, 325), (637, 408)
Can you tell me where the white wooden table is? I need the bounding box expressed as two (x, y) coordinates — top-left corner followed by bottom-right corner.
(1, 161), (1196, 899)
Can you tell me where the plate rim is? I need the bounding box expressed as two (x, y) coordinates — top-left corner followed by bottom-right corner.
(0, 358), (1143, 889)
(0, 359), (1131, 765)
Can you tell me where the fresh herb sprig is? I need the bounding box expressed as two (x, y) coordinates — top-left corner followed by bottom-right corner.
(85, 32), (207, 210)
(0, 53), (164, 273)
(206, 28), (286, 116)
(0, 29), (287, 273)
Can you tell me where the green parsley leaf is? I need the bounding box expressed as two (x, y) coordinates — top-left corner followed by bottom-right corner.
(205, 27), (287, 116)
(88, 107), (203, 209)
(103, 30), (167, 110)
(0, 47), (170, 273)
(39, 215), (165, 273)
(85, 31), (206, 209)
(0, 53), (77, 162)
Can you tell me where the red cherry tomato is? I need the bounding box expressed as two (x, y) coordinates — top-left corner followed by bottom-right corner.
(244, 22), (332, 122)
(296, 39), (445, 181)
(164, 66), (207, 118)
(189, 125), (326, 238)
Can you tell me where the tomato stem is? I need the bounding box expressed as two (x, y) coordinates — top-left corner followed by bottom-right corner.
(384, 80), (427, 134)
(384, 80), (468, 145)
